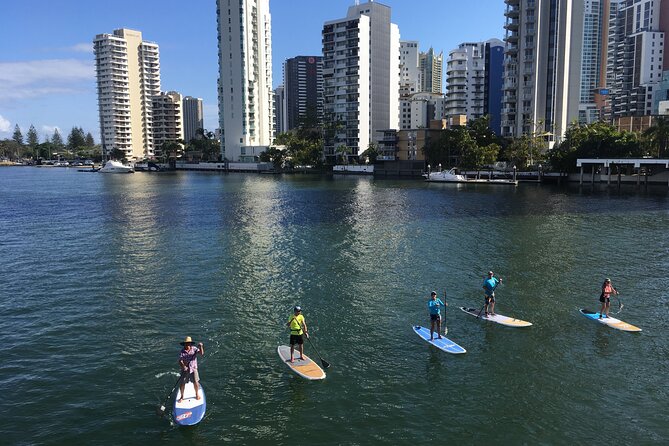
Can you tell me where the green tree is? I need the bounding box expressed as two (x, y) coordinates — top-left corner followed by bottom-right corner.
(503, 135), (544, 169)
(67, 127), (86, 151)
(51, 129), (64, 148)
(110, 148), (127, 162)
(643, 116), (669, 158)
(12, 124), (23, 146)
(423, 127), (477, 167)
(27, 125), (39, 148)
(461, 143), (500, 171)
(259, 146), (286, 169)
(85, 132), (95, 147)
(360, 142), (379, 164)
(549, 121), (643, 172)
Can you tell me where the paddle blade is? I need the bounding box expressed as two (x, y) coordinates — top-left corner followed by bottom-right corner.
(157, 404), (166, 416)
(321, 359), (331, 369)
(444, 326), (448, 335)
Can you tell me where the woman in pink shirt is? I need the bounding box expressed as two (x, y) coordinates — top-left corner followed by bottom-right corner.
(599, 278), (618, 319)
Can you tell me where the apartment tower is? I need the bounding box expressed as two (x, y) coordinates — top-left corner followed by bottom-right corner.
(322, 1), (400, 162)
(93, 28), (160, 160)
(152, 91), (184, 154)
(607, 0), (666, 118)
(419, 48), (443, 94)
(501, 0), (584, 145)
(274, 85), (286, 135)
(284, 56), (324, 131)
(445, 39), (504, 132)
(400, 41), (421, 97)
(216, 0), (274, 162)
(182, 96), (204, 143)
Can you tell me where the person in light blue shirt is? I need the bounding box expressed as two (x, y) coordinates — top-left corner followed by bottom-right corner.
(482, 271), (502, 317)
(427, 291), (447, 340)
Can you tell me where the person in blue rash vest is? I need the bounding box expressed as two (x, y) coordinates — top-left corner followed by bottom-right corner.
(482, 271), (503, 317)
(427, 291), (447, 340)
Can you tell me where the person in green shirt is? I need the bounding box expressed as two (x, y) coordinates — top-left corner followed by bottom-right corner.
(286, 306), (309, 363)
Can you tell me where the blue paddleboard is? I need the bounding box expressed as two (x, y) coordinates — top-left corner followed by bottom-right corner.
(413, 325), (466, 354)
(173, 381), (206, 426)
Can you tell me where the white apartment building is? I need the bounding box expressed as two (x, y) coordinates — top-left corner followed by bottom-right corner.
(216, 0), (274, 162)
(152, 91), (184, 154)
(608, 0), (666, 118)
(400, 93), (446, 130)
(501, 0), (584, 145)
(182, 96), (204, 143)
(94, 28), (160, 160)
(322, 1), (400, 162)
(446, 42), (484, 119)
(400, 41), (421, 97)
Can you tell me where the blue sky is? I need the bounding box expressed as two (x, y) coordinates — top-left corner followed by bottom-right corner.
(0, 0), (505, 143)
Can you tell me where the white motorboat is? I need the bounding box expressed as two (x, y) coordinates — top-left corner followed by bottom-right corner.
(99, 160), (134, 173)
(424, 167), (517, 185)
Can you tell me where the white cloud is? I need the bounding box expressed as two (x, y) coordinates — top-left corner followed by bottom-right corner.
(41, 125), (61, 135)
(0, 59), (94, 101)
(68, 43), (93, 53)
(0, 114), (10, 133)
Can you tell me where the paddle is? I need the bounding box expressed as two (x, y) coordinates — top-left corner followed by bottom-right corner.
(442, 290), (449, 335)
(289, 317), (331, 369)
(305, 335), (331, 369)
(157, 374), (182, 417)
(612, 291), (623, 314)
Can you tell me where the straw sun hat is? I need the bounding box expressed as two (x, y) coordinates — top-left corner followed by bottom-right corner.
(180, 336), (196, 346)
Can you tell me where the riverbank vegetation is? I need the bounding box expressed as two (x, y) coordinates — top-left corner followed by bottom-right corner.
(0, 124), (101, 162)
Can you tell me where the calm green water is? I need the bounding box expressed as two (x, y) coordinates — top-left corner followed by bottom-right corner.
(1, 167), (668, 445)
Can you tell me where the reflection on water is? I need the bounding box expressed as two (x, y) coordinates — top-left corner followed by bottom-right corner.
(0, 168), (668, 444)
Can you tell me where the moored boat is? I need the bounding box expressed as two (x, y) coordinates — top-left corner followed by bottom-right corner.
(424, 168), (517, 185)
(99, 160), (134, 173)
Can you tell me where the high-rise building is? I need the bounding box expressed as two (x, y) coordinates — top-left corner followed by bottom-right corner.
(216, 0), (274, 162)
(284, 56), (324, 130)
(152, 91), (184, 155)
(322, 1), (400, 163)
(182, 96), (203, 143)
(501, 0), (584, 145)
(578, 1), (608, 124)
(273, 85), (286, 136)
(445, 39), (503, 132)
(419, 48), (443, 94)
(399, 92), (446, 130)
(607, 0), (666, 119)
(93, 28), (160, 160)
(484, 40), (505, 134)
(400, 41), (421, 97)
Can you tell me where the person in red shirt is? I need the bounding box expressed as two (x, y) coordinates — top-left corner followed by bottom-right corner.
(599, 278), (618, 319)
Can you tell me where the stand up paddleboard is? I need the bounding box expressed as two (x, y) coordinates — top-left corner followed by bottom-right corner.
(460, 307), (533, 327)
(173, 381), (206, 426)
(413, 325), (466, 354)
(579, 309), (642, 332)
(277, 345), (326, 380)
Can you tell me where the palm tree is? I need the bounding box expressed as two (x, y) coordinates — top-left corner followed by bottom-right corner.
(644, 117), (669, 158)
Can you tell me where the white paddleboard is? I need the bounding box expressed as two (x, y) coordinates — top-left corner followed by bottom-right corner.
(460, 307), (533, 327)
(277, 345), (326, 380)
(579, 309), (642, 332)
(173, 381), (206, 426)
(413, 325), (466, 354)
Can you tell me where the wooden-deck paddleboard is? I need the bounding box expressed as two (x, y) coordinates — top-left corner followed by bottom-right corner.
(460, 307), (533, 327)
(579, 309), (642, 332)
(277, 345), (326, 380)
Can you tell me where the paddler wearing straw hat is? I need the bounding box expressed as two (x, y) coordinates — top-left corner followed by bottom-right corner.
(178, 336), (204, 402)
